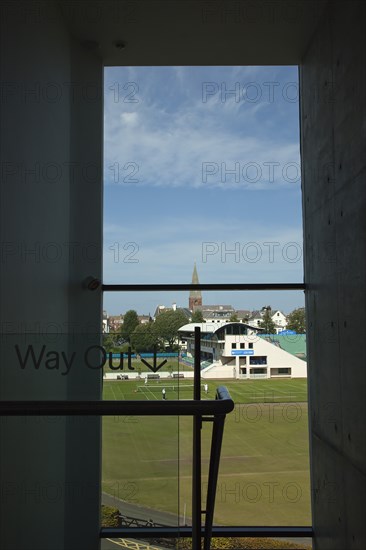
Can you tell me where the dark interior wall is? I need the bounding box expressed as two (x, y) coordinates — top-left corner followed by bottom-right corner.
(0, 2), (103, 548)
(300, 2), (366, 549)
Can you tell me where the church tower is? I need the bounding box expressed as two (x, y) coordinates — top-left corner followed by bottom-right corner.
(189, 262), (202, 311)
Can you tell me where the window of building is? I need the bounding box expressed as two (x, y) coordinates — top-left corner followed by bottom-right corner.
(250, 356), (267, 365)
(102, 64), (308, 536)
(250, 368), (267, 374)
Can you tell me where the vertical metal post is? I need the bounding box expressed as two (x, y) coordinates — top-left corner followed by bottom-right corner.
(203, 414), (226, 550)
(192, 327), (201, 549)
(194, 327), (201, 401)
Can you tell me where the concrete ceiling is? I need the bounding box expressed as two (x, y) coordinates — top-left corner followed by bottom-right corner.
(58, 0), (328, 66)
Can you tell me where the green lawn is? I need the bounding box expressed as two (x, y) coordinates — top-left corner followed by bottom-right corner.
(102, 379), (311, 526)
(103, 357), (193, 374)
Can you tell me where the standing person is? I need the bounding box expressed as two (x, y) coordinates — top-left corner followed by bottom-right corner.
(162, 388), (166, 400)
(144, 376), (148, 385)
(204, 383), (208, 394)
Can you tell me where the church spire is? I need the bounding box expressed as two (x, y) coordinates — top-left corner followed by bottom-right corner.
(192, 261), (199, 284)
(189, 262), (202, 311)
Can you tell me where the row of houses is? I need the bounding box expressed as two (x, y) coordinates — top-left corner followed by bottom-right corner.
(102, 305), (289, 334)
(103, 311), (151, 333)
(103, 265), (293, 335)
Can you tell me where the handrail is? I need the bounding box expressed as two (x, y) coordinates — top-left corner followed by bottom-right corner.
(215, 386), (232, 401)
(0, 393), (234, 416)
(0, 387), (234, 550)
(0, 386), (233, 550)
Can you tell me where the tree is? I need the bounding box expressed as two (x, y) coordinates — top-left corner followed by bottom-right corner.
(191, 310), (205, 322)
(102, 333), (120, 352)
(154, 309), (188, 350)
(258, 308), (276, 334)
(130, 323), (160, 353)
(229, 313), (239, 322)
(120, 310), (139, 342)
(286, 307), (306, 333)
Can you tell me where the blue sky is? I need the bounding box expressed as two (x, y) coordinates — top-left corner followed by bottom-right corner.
(103, 66), (304, 315)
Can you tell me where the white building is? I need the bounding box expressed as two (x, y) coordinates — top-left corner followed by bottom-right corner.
(178, 322), (307, 379)
(102, 310), (109, 333)
(271, 310), (288, 333)
(248, 308), (288, 334)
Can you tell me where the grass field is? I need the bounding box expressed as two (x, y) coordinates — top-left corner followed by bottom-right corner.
(102, 379), (311, 526)
(103, 357), (193, 374)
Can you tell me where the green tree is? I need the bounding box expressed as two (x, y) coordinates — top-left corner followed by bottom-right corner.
(102, 333), (120, 352)
(130, 323), (160, 353)
(286, 307), (306, 333)
(120, 310), (139, 342)
(191, 309), (205, 322)
(259, 308), (276, 334)
(229, 313), (239, 322)
(154, 309), (188, 350)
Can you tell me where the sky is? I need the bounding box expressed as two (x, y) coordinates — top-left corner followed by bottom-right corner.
(103, 66), (304, 316)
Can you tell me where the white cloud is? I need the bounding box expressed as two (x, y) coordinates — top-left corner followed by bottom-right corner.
(103, 68), (301, 191)
(102, 67), (303, 314)
(120, 112), (139, 126)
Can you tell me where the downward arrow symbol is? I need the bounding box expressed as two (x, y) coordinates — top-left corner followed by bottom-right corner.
(140, 346), (167, 373)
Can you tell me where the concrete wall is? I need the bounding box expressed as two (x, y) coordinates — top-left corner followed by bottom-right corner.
(300, 1), (366, 548)
(0, 2), (103, 549)
(202, 364), (237, 379)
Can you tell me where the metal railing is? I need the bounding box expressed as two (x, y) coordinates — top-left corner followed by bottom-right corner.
(100, 282), (312, 547)
(0, 397), (232, 417)
(0, 390), (233, 549)
(0, 328), (234, 550)
(1, 283), (312, 548)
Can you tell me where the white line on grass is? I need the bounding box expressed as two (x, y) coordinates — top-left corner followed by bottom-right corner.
(139, 387), (150, 401)
(110, 384), (118, 401)
(121, 469), (309, 482)
(144, 385), (159, 400)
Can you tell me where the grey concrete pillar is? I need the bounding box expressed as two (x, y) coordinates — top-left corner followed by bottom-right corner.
(300, 2), (366, 548)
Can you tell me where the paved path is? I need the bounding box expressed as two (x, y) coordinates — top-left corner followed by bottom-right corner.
(102, 492), (183, 526)
(102, 493), (312, 548)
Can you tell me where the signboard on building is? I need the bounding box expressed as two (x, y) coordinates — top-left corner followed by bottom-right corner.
(231, 350), (254, 356)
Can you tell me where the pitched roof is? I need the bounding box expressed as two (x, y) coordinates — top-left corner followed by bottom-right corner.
(154, 305), (191, 319)
(260, 334), (307, 360)
(236, 309), (251, 317)
(194, 304), (234, 311)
